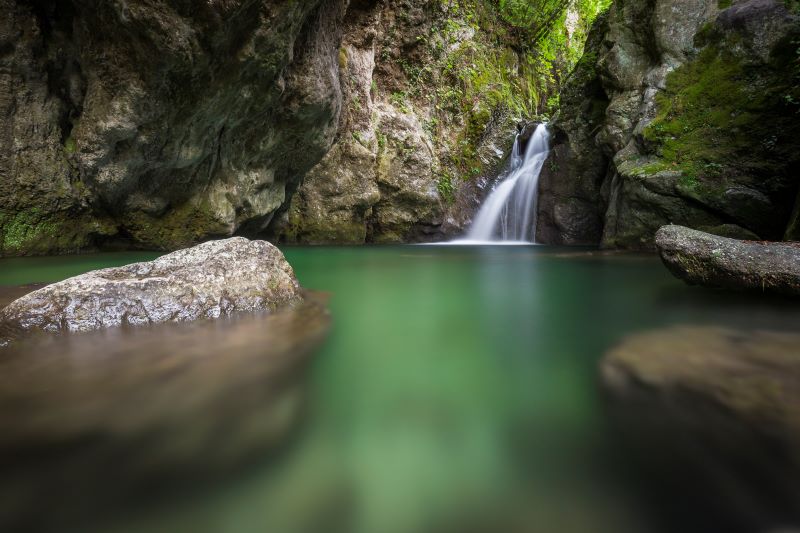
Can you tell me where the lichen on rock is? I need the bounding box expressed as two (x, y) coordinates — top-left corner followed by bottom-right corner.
(655, 224), (800, 295)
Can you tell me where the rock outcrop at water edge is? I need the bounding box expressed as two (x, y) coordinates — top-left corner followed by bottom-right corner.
(0, 0), (348, 255)
(656, 224), (800, 296)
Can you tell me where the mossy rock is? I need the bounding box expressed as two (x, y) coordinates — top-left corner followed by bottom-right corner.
(641, 26), (800, 239)
(0, 209), (116, 256)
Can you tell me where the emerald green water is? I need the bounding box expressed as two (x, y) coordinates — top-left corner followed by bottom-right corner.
(2, 245), (798, 533)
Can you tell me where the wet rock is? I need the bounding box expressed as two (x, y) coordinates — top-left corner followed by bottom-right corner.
(0, 237), (302, 339)
(601, 325), (800, 532)
(655, 224), (800, 296)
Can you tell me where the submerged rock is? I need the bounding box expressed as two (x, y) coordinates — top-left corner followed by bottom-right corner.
(0, 237), (302, 339)
(655, 224), (800, 296)
(0, 292), (330, 531)
(601, 325), (800, 531)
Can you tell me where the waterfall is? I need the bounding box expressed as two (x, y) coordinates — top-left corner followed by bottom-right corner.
(466, 124), (551, 243)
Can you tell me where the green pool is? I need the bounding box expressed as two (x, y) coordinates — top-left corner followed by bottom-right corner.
(1, 245), (797, 533)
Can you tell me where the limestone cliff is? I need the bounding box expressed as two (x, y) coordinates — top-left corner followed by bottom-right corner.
(270, 0), (532, 244)
(0, 0), (348, 255)
(1, 0), (578, 253)
(538, 0), (800, 250)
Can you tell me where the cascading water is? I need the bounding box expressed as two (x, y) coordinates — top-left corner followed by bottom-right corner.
(466, 123), (550, 243)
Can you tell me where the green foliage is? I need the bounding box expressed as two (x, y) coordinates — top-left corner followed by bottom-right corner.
(434, 0), (610, 114)
(373, 0), (610, 182)
(63, 136), (77, 154)
(425, 0), (610, 177)
(437, 173), (456, 202)
(390, 91), (412, 114)
(496, 0), (571, 43)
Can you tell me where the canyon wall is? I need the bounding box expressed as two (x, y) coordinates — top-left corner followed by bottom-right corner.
(538, 0), (800, 249)
(0, 0), (353, 255)
(0, 0), (544, 254)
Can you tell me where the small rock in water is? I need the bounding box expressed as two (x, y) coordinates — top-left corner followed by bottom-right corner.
(0, 237), (303, 340)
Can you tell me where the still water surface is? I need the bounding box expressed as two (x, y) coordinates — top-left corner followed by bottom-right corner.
(1, 245), (798, 533)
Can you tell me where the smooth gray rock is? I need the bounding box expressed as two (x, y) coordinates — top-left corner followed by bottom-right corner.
(656, 224), (800, 296)
(0, 237), (302, 338)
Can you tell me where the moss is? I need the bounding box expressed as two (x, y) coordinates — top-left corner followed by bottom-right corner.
(437, 173), (456, 203)
(643, 41), (800, 192)
(678, 173), (700, 191)
(63, 136), (77, 154)
(338, 47), (348, 70)
(625, 160), (671, 177)
(0, 208), (116, 256)
(121, 200), (230, 250)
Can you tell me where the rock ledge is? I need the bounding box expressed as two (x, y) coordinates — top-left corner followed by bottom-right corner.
(656, 224), (800, 296)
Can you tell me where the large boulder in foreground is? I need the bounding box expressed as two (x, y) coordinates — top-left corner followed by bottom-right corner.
(602, 325), (800, 532)
(0, 237), (302, 339)
(0, 293), (330, 531)
(656, 224), (800, 296)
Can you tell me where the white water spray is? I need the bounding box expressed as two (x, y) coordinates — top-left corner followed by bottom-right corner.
(465, 123), (550, 243)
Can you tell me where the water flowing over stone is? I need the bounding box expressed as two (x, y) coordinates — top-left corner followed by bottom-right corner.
(466, 124), (551, 243)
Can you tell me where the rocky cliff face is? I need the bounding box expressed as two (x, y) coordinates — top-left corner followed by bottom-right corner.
(1, 0), (550, 254)
(270, 0), (527, 244)
(538, 0), (800, 250)
(0, 0), (348, 255)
